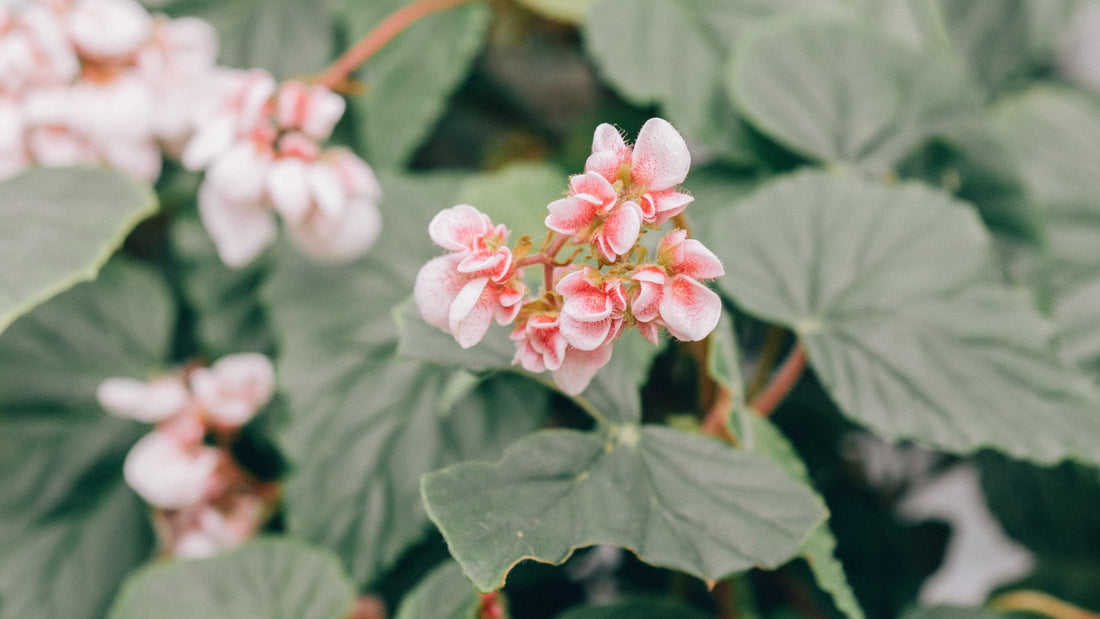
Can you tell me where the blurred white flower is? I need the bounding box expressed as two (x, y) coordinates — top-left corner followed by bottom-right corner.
(123, 430), (219, 510)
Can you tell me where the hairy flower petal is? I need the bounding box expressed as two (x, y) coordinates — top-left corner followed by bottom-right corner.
(414, 254), (466, 331)
(631, 117), (690, 191)
(545, 195), (598, 236)
(429, 204), (495, 252)
(551, 343), (613, 395)
(659, 275), (722, 341)
(449, 277), (495, 348)
(598, 200), (642, 261)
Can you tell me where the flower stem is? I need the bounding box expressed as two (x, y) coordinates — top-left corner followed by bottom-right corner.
(748, 343), (806, 417)
(315, 0), (476, 90)
(990, 590), (1100, 619)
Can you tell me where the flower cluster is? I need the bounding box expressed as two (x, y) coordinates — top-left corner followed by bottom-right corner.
(0, 0), (217, 182)
(0, 0), (382, 268)
(181, 70), (382, 267)
(97, 353), (277, 558)
(415, 118), (724, 395)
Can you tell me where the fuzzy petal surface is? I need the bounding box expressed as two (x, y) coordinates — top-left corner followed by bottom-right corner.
(659, 275), (722, 342)
(552, 343), (613, 396)
(429, 204), (495, 252)
(598, 201), (642, 260)
(631, 117), (690, 191)
(449, 277), (495, 348)
(414, 254), (466, 331)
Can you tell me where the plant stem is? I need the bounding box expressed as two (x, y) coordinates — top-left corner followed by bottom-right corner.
(315, 0), (476, 89)
(746, 325), (787, 400)
(748, 343), (806, 417)
(990, 590), (1100, 619)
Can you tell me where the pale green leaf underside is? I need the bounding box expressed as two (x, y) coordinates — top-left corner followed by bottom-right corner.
(729, 16), (981, 172)
(0, 167), (157, 336)
(994, 87), (1100, 373)
(710, 171), (1100, 464)
(422, 426), (826, 591)
(108, 538), (355, 619)
(393, 561), (481, 619)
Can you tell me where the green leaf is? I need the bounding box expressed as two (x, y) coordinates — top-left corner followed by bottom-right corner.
(729, 16), (982, 173)
(584, 0), (846, 166)
(343, 0), (491, 168)
(556, 596), (713, 619)
(161, 0), (335, 78)
(108, 538), (355, 619)
(422, 426), (827, 591)
(0, 260), (174, 619)
(994, 87), (1100, 373)
(746, 416), (864, 619)
(708, 170), (1100, 464)
(901, 607), (1007, 619)
(0, 167), (156, 336)
(169, 216), (274, 358)
(454, 161), (566, 241)
(393, 561), (483, 619)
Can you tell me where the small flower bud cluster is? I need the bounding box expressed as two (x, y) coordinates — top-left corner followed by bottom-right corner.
(0, 0), (218, 182)
(415, 118), (724, 395)
(181, 71), (382, 268)
(97, 353), (277, 558)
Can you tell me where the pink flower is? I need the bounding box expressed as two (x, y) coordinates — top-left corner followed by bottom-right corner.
(511, 312), (569, 373)
(274, 80), (345, 141)
(189, 353), (275, 429)
(268, 145), (382, 263)
(123, 430), (220, 510)
(181, 68), (276, 171)
(545, 170), (642, 262)
(97, 375), (190, 423)
(585, 118), (693, 226)
(629, 229), (724, 343)
(64, 0), (153, 61)
(415, 204), (526, 348)
(555, 266), (627, 351)
(196, 139), (277, 267)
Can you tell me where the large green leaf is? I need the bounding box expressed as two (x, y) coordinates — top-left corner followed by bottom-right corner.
(0, 167), (157, 336)
(0, 260), (174, 619)
(994, 87), (1100, 374)
(263, 171), (549, 586)
(583, 0), (845, 166)
(158, 0), (335, 78)
(107, 538), (355, 619)
(422, 426), (826, 591)
(707, 170), (1100, 464)
(393, 561), (483, 619)
(728, 16), (982, 173)
(342, 0), (491, 168)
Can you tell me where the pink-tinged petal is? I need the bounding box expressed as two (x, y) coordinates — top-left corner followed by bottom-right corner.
(97, 376), (189, 423)
(449, 277), (495, 348)
(206, 141), (270, 205)
(584, 150), (623, 183)
(631, 117), (690, 191)
(414, 254), (465, 331)
(457, 247), (508, 277)
(190, 353), (275, 428)
(180, 114), (235, 170)
(637, 321), (661, 346)
(647, 189), (694, 224)
(545, 195), (598, 236)
(123, 430), (220, 509)
(591, 122), (626, 153)
(287, 197), (381, 262)
(429, 204), (494, 252)
(657, 228), (687, 263)
(307, 160), (347, 218)
(562, 289), (612, 322)
(659, 275), (722, 342)
(301, 86), (345, 140)
(525, 314), (568, 371)
(674, 238), (725, 280)
(266, 157), (311, 224)
(554, 267), (594, 298)
(197, 181), (277, 268)
(512, 338), (547, 373)
(551, 343), (613, 395)
(65, 0), (153, 61)
(629, 266), (666, 322)
(559, 313), (611, 351)
(570, 170), (618, 213)
(605, 277), (628, 312)
(598, 201), (642, 260)
(496, 277), (526, 309)
(637, 193), (658, 220)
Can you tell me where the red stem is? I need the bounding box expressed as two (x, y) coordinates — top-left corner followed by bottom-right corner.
(748, 343), (806, 417)
(315, 0), (476, 89)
